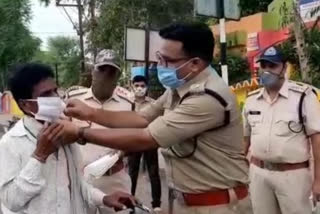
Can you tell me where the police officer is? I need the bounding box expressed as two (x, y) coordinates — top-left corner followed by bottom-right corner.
(128, 75), (162, 213)
(243, 46), (320, 214)
(61, 23), (252, 214)
(65, 49), (133, 214)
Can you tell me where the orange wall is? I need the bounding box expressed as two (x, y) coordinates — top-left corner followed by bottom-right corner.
(211, 13), (265, 36)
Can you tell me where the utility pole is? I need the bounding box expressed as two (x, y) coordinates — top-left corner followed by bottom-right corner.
(77, 0), (85, 74)
(194, 0), (241, 85)
(219, 0), (229, 85)
(144, 24), (150, 82)
(144, 0), (150, 82)
(56, 0), (85, 74)
(55, 63), (59, 86)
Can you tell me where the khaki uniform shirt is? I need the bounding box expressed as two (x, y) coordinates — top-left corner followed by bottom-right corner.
(139, 67), (249, 193)
(67, 87), (133, 169)
(243, 80), (320, 163)
(134, 97), (154, 112)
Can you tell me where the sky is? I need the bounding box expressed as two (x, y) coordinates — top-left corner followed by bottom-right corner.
(29, 0), (78, 49)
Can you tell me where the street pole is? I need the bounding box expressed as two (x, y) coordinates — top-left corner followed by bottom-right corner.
(55, 63), (59, 86)
(77, 0), (85, 74)
(144, 25), (150, 82)
(144, 0), (150, 83)
(219, 0), (229, 85)
(56, 0), (85, 74)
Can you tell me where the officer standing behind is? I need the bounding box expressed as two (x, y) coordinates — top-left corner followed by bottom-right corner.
(243, 46), (320, 214)
(66, 49), (132, 214)
(128, 75), (162, 213)
(61, 23), (252, 214)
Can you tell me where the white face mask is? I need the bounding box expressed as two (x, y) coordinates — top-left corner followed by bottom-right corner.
(25, 97), (66, 122)
(133, 86), (147, 97)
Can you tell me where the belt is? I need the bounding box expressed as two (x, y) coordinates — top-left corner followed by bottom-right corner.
(251, 156), (309, 171)
(181, 185), (248, 206)
(104, 159), (124, 176)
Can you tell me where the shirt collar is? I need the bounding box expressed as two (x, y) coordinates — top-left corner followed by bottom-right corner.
(176, 66), (211, 98)
(9, 116), (43, 142)
(257, 80), (289, 100)
(278, 80), (289, 98)
(135, 96), (151, 104)
(83, 88), (121, 104)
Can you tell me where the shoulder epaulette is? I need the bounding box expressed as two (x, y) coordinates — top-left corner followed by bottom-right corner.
(288, 81), (309, 93)
(189, 82), (206, 94)
(115, 86), (134, 104)
(65, 86), (88, 99)
(248, 88), (261, 97)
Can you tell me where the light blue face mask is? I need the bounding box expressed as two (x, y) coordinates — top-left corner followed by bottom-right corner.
(157, 59), (193, 89)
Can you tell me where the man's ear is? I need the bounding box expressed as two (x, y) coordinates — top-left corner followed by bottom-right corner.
(282, 62), (288, 73)
(190, 58), (202, 73)
(18, 100), (28, 114)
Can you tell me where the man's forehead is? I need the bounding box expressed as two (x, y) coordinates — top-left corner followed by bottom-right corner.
(159, 39), (184, 58)
(133, 82), (146, 86)
(261, 60), (281, 67)
(33, 78), (57, 97)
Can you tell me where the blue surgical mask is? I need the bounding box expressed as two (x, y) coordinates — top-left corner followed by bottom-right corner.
(157, 59), (193, 89)
(259, 71), (281, 88)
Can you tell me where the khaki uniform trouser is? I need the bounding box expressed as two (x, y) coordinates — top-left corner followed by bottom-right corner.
(249, 164), (312, 214)
(88, 169), (131, 214)
(169, 188), (253, 214)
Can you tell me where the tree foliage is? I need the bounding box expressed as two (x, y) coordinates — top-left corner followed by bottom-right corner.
(87, 0), (198, 55)
(33, 36), (81, 88)
(278, 28), (320, 88)
(0, 0), (41, 90)
(240, 0), (274, 17)
(213, 54), (251, 86)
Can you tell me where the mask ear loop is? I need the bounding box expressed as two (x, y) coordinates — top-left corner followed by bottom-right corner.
(176, 57), (201, 80)
(278, 64), (287, 80)
(20, 99), (38, 118)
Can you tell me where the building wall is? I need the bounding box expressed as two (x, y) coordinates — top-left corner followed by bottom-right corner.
(211, 12), (280, 36)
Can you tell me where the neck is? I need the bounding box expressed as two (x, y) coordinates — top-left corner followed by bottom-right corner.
(92, 87), (112, 103)
(265, 79), (285, 100)
(135, 96), (145, 103)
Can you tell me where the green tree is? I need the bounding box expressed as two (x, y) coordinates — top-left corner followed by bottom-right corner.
(85, 0), (204, 93)
(87, 0), (197, 55)
(279, 28), (320, 88)
(213, 54), (251, 86)
(239, 0), (274, 16)
(33, 36), (81, 88)
(0, 0), (41, 90)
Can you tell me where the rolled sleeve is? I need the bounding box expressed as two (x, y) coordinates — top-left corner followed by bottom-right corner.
(148, 95), (224, 148)
(242, 102), (251, 137)
(138, 92), (166, 122)
(304, 90), (320, 136)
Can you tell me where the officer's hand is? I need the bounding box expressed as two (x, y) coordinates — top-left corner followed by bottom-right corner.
(64, 99), (95, 121)
(57, 119), (80, 145)
(33, 123), (64, 163)
(313, 181), (320, 202)
(103, 191), (136, 211)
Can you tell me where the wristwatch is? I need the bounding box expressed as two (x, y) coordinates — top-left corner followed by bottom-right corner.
(78, 127), (88, 145)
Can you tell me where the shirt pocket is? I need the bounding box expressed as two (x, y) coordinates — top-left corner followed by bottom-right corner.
(248, 114), (263, 135)
(275, 112), (302, 136)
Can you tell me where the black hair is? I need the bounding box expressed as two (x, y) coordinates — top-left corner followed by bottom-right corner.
(159, 22), (214, 63)
(132, 75), (148, 85)
(9, 63), (54, 102)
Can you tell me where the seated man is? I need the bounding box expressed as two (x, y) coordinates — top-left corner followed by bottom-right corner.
(0, 63), (135, 214)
